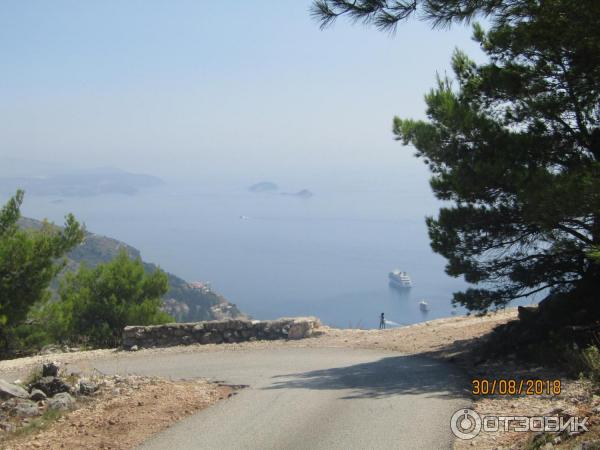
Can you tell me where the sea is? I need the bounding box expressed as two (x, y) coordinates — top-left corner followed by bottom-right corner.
(13, 166), (535, 329)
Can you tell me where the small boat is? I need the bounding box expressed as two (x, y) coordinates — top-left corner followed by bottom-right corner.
(419, 300), (430, 312)
(239, 215), (250, 220)
(388, 270), (412, 289)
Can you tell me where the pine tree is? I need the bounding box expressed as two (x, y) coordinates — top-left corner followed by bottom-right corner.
(313, 0), (600, 315)
(0, 190), (84, 350)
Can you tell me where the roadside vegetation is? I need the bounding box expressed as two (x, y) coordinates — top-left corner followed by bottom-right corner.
(0, 190), (172, 358)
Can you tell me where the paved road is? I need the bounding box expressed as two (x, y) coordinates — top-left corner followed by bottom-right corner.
(87, 347), (468, 450)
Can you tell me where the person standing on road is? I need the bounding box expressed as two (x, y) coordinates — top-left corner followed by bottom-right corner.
(379, 312), (386, 329)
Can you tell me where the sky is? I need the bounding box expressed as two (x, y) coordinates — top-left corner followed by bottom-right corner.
(0, 0), (486, 182)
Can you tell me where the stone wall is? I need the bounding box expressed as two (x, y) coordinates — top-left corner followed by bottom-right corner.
(122, 317), (321, 350)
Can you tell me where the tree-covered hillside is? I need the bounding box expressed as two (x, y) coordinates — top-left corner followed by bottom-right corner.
(19, 217), (247, 323)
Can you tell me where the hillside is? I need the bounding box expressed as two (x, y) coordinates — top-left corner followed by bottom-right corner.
(0, 167), (163, 197)
(19, 217), (247, 322)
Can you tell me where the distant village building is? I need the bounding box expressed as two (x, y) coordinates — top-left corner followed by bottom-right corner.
(188, 281), (212, 293)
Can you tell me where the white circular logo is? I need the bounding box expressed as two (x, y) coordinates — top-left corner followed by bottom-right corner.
(450, 408), (482, 440)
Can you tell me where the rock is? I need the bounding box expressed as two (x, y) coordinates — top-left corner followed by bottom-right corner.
(79, 381), (98, 396)
(29, 389), (47, 401)
(31, 377), (71, 397)
(12, 399), (41, 417)
(0, 422), (15, 433)
(130, 345), (139, 351)
(42, 362), (60, 377)
(288, 322), (310, 339)
(288, 318), (319, 339)
(47, 392), (74, 411)
(39, 344), (64, 355)
(0, 379), (29, 400)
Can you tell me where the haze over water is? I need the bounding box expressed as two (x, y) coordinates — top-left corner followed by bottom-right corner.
(13, 161), (474, 330)
(2, 2), (537, 328)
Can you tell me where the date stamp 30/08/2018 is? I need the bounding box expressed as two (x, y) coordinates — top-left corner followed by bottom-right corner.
(471, 379), (562, 396)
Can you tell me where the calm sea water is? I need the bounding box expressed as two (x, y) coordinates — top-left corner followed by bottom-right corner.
(14, 168), (533, 329)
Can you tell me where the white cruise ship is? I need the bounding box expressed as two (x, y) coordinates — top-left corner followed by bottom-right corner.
(388, 270), (412, 289)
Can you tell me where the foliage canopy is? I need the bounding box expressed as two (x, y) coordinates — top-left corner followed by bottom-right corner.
(50, 249), (172, 347)
(0, 190), (84, 349)
(313, 0), (600, 313)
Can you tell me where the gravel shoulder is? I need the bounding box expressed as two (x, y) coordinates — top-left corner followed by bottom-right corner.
(1, 375), (232, 450)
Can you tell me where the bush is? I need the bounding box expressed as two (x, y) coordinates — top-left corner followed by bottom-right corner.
(579, 345), (600, 385)
(49, 249), (172, 348)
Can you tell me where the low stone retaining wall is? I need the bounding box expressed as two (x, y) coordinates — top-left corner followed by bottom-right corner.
(122, 317), (321, 350)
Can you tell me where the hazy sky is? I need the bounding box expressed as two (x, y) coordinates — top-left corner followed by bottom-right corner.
(1, 1), (485, 181)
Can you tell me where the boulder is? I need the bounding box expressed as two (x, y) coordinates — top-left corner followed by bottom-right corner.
(0, 379), (29, 400)
(288, 318), (319, 339)
(79, 381), (98, 396)
(30, 377), (71, 397)
(29, 389), (47, 401)
(12, 399), (40, 417)
(42, 362), (60, 377)
(47, 392), (74, 411)
(0, 422), (15, 433)
(39, 344), (64, 355)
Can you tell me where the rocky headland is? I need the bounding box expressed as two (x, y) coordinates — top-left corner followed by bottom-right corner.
(19, 218), (246, 324)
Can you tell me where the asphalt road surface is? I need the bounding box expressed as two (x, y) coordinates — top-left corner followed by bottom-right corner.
(88, 347), (468, 450)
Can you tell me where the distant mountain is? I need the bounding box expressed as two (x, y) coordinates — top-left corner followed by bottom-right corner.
(248, 181), (278, 192)
(19, 217), (247, 323)
(0, 167), (163, 197)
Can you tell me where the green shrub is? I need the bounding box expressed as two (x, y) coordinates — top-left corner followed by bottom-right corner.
(579, 345), (600, 385)
(48, 249), (172, 348)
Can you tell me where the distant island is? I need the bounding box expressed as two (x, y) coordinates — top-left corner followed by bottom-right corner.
(19, 217), (247, 323)
(248, 182), (314, 198)
(281, 189), (314, 198)
(248, 181), (279, 192)
(0, 167), (163, 197)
